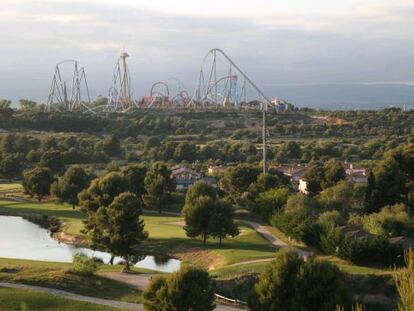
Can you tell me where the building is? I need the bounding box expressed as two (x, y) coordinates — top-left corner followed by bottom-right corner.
(389, 236), (414, 250)
(272, 98), (289, 113)
(337, 226), (374, 241)
(171, 165), (217, 190)
(298, 179), (309, 194)
(343, 163), (368, 184)
(208, 164), (226, 175)
(275, 164), (307, 183)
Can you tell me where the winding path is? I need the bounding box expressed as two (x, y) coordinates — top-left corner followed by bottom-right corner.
(0, 282), (143, 311)
(144, 209), (312, 258)
(0, 281), (243, 311)
(239, 220), (311, 258)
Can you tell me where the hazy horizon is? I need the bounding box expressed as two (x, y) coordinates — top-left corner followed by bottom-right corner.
(1, 0), (414, 109)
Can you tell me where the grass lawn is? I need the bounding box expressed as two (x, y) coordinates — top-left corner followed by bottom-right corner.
(0, 287), (118, 311)
(0, 197), (391, 275)
(0, 258), (146, 303)
(0, 198), (85, 237)
(0, 199), (277, 267)
(211, 261), (271, 279)
(0, 183), (23, 193)
(323, 256), (392, 275)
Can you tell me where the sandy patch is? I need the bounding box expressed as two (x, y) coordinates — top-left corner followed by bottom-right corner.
(171, 247), (225, 270)
(164, 221), (185, 226)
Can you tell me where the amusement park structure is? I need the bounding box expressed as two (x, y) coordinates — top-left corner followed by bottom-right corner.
(189, 48), (273, 110)
(141, 78), (190, 108)
(107, 52), (134, 111)
(188, 48), (274, 172)
(46, 60), (92, 112)
(45, 49), (275, 172)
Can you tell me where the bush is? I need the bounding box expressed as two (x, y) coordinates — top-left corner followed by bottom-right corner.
(143, 266), (216, 311)
(72, 253), (100, 276)
(338, 237), (404, 266)
(271, 209), (316, 241)
(248, 249), (350, 311)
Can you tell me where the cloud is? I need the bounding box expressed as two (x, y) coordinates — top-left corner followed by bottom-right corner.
(0, 0), (413, 104)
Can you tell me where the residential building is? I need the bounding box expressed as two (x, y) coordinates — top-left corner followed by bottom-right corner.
(389, 236), (414, 250)
(171, 165), (217, 190)
(343, 163), (368, 183)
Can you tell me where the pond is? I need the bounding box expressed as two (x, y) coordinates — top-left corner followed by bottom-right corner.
(0, 215), (180, 273)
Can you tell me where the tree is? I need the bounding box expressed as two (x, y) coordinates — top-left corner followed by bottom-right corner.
(173, 142), (197, 162)
(51, 166), (91, 208)
(302, 160), (325, 196)
(208, 200), (239, 247)
(184, 181), (217, 205)
(101, 135), (123, 157)
(104, 192), (148, 270)
(144, 162), (175, 213)
(78, 172), (130, 264)
(22, 166), (54, 201)
(318, 181), (365, 213)
(323, 159), (345, 189)
(285, 193), (319, 214)
(182, 195), (215, 245)
(393, 251), (414, 311)
(252, 188), (292, 221)
(19, 99), (37, 111)
(121, 164), (147, 198)
(40, 150), (65, 174)
(79, 174), (148, 269)
(249, 171), (291, 195)
(364, 158), (407, 213)
(0, 99), (11, 110)
(220, 164), (259, 203)
(248, 249), (349, 311)
(0, 99), (13, 117)
(0, 154), (22, 178)
(78, 171), (128, 208)
(143, 266), (215, 311)
(363, 203), (414, 237)
(182, 182), (216, 244)
(183, 182), (239, 246)
(277, 141), (302, 160)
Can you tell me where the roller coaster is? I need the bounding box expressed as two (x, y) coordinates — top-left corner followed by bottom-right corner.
(46, 49), (274, 113)
(46, 49), (273, 172)
(189, 48), (273, 110)
(46, 60), (93, 113)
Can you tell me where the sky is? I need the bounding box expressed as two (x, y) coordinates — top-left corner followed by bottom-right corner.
(0, 0), (414, 108)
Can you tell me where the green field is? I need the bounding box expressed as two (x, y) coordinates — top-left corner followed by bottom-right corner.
(0, 258), (145, 303)
(0, 183), (23, 192)
(0, 198), (277, 267)
(0, 287), (118, 311)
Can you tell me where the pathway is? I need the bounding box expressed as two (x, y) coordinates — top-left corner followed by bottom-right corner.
(99, 272), (243, 310)
(144, 209), (312, 259)
(0, 281), (243, 311)
(239, 220), (311, 258)
(0, 282), (143, 311)
(100, 272), (152, 291)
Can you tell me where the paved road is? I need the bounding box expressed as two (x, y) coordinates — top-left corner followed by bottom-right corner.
(240, 220), (311, 258)
(0, 282), (143, 311)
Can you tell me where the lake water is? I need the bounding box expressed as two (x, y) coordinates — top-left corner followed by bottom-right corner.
(0, 215), (180, 273)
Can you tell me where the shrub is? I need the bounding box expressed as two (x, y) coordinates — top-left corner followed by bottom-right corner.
(143, 266), (216, 311)
(248, 249), (350, 311)
(72, 253), (99, 276)
(338, 237), (404, 266)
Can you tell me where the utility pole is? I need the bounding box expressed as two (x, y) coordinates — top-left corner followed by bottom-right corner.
(262, 102), (268, 174)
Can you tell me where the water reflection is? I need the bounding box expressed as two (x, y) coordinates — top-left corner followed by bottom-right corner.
(0, 215), (180, 273)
